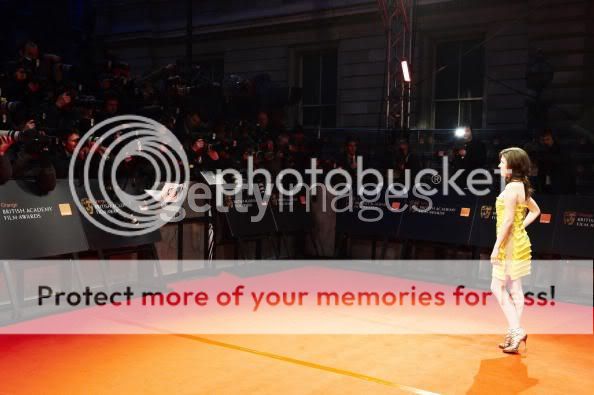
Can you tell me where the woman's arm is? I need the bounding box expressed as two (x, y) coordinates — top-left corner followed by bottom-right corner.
(523, 197), (541, 228)
(491, 185), (518, 264)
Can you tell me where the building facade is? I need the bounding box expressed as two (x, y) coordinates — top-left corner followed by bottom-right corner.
(94, 0), (593, 133)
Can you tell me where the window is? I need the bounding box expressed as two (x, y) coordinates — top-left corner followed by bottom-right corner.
(300, 50), (337, 128)
(433, 40), (484, 129)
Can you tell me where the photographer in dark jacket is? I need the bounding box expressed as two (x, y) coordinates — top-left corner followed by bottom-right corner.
(4, 64), (29, 102)
(536, 129), (574, 194)
(451, 126), (487, 171)
(53, 130), (83, 179)
(337, 137), (361, 176)
(7, 118), (57, 193)
(387, 137), (421, 181)
(450, 126), (487, 190)
(95, 94), (120, 123)
(42, 88), (77, 133)
(188, 135), (219, 175)
(175, 107), (207, 144)
(53, 129), (110, 180)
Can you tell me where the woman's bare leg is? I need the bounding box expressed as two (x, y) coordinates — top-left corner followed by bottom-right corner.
(508, 278), (525, 326)
(490, 277), (520, 329)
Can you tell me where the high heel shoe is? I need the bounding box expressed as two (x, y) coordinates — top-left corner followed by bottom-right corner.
(498, 329), (512, 349)
(503, 328), (527, 354)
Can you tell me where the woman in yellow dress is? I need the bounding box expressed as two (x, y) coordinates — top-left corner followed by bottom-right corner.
(490, 147), (541, 354)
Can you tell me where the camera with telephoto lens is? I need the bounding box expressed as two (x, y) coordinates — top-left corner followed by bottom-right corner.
(0, 128), (59, 154)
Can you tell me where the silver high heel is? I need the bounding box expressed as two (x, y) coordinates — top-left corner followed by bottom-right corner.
(503, 328), (527, 354)
(498, 329), (512, 349)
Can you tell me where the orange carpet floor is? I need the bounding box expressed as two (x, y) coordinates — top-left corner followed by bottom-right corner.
(0, 333), (593, 394)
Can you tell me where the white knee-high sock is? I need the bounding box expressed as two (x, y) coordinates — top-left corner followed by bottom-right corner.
(490, 277), (519, 329)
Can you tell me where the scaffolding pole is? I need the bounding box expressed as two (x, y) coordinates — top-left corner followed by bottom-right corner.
(376, 0), (415, 130)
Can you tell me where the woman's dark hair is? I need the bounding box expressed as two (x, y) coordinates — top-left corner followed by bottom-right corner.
(499, 147), (533, 201)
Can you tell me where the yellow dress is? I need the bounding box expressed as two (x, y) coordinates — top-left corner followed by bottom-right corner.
(493, 196), (532, 281)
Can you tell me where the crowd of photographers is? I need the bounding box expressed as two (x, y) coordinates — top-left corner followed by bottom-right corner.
(0, 41), (321, 190)
(0, 41), (588, 195)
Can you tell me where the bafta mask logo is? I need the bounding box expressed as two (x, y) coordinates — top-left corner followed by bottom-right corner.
(81, 198), (94, 215)
(563, 211), (577, 226)
(163, 185), (182, 203)
(480, 205), (493, 219)
(224, 195), (234, 209)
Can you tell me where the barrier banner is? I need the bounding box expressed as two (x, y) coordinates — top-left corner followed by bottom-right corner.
(0, 180), (89, 259)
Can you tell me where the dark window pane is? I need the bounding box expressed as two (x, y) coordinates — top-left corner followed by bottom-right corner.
(434, 39), (484, 128)
(460, 100), (483, 129)
(434, 101), (459, 129)
(321, 106), (336, 128)
(321, 51), (337, 105)
(303, 107), (320, 127)
(435, 42), (459, 99)
(302, 54), (320, 104)
(460, 41), (484, 98)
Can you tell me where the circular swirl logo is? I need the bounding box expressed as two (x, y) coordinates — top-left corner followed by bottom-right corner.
(68, 115), (190, 236)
